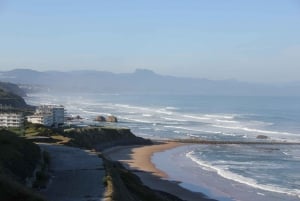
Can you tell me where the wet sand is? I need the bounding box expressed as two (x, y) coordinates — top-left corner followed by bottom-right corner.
(103, 141), (216, 201)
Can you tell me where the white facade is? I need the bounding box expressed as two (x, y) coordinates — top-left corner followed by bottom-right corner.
(27, 113), (53, 127)
(0, 113), (24, 128)
(27, 105), (64, 127)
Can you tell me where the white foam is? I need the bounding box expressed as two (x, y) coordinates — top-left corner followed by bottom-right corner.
(139, 127), (152, 130)
(162, 117), (189, 122)
(114, 104), (152, 111)
(121, 117), (153, 124)
(155, 109), (173, 115)
(165, 106), (178, 110)
(186, 151), (300, 198)
(282, 152), (290, 156)
(204, 114), (235, 119)
(212, 125), (300, 137)
(257, 192), (265, 196)
(183, 115), (211, 120)
(222, 133), (237, 136)
(78, 109), (107, 115)
(215, 119), (238, 123)
(187, 133), (200, 138)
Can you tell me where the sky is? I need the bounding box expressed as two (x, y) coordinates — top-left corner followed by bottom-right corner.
(0, 0), (300, 83)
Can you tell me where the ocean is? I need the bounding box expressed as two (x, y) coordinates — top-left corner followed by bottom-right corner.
(26, 92), (300, 201)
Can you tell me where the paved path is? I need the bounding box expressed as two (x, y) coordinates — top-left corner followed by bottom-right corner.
(39, 144), (105, 201)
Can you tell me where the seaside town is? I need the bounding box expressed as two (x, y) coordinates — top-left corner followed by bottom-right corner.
(0, 105), (64, 128)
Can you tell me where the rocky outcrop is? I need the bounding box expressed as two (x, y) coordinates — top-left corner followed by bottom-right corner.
(94, 115), (118, 122)
(256, 135), (268, 139)
(66, 115), (83, 121)
(95, 115), (106, 122)
(106, 115), (118, 122)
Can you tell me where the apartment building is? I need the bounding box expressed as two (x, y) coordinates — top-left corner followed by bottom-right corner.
(27, 113), (53, 127)
(27, 105), (64, 127)
(0, 113), (24, 128)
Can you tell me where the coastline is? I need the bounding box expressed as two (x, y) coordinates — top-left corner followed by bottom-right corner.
(103, 141), (216, 201)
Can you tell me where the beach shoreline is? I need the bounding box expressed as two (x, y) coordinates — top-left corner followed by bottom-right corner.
(103, 141), (216, 201)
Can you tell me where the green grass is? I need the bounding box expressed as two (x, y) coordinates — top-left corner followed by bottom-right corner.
(24, 122), (62, 137)
(0, 130), (41, 181)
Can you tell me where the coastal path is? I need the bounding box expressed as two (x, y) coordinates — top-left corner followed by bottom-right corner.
(39, 144), (106, 201)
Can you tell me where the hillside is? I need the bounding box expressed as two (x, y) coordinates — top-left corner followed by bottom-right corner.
(0, 82), (26, 97)
(0, 88), (28, 109)
(25, 123), (152, 150)
(0, 81), (30, 109)
(0, 130), (44, 201)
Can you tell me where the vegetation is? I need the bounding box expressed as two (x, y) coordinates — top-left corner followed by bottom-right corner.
(0, 81), (26, 97)
(63, 127), (152, 150)
(0, 174), (44, 201)
(0, 130), (41, 181)
(0, 130), (45, 201)
(0, 88), (28, 109)
(32, 151), (50, 189)
(102, 157), (183, 201)
(24, 122), (61, 137)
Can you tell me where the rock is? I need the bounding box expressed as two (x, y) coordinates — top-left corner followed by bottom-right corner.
(66, 115), (83, 121)
(95, 116), (106, 122)
(75, 115), (82, 119)
(106, 115), (118, 122)
(256, 135), (268, 139)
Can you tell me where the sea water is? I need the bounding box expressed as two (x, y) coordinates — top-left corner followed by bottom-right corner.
(26, 93), (300, 200)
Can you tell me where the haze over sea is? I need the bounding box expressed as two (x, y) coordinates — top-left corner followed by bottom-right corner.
(26, 92), (300, 201)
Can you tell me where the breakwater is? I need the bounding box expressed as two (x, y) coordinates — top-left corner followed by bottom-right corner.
(170, 139), (300, 145)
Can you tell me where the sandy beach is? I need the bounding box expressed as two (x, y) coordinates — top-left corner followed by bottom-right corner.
(104, 141), (216, 201)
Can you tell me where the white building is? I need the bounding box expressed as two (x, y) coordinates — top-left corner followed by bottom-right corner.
(0, 113), (24, 128)
(27, 105), (65, 127)
(27, 113), (53, 127)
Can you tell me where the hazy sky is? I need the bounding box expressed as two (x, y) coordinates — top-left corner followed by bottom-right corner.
(0, 0), (300, 82)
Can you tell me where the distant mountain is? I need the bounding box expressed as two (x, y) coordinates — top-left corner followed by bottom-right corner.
(0, 68), (299, 96)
